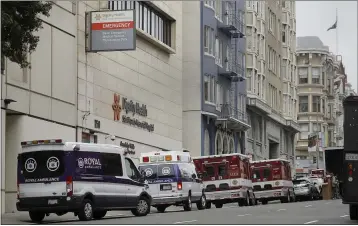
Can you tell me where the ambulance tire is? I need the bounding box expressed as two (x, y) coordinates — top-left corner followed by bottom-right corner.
(205, 202), (212, 209)
(215, 203), (223, 208)
(261, 200), (268, 205)
(131, 196), (151, 216)
(245, 192), (251, 206)
(78, 199), (94, 221)
(156, 205), (168, 213)
(249, 193), (257, 206)
(238, 200), (245, 207)
(196, 194), (207, 210)
(183, 194), (192, 211)
(93, 211), (107, 220)
(349, 204), (358, 220)
(29, 211), (45, 223)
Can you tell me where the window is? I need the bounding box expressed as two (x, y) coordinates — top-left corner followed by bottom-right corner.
(216, 83), (222, 110)
(300, 123), (309, 139)
(204, 75), (215, 103)
(19, 151), (65, 179)
(215, 1), (222, 21)
(204, 129), (210, 155)
(158, 164), (176, 178)
(204, 1), (214, 8)
(298, 67), (308, 84)
(125, 158), (141, 180)
(215, 132), (223, 154)
(312, 96), (321, 112)
(263, 168), (271, 179)
(215, 38), (223, 66)
(311, 67), (320, 84)
(225, 45), (230, 71)
(138, 165), (157, 179)
(204, 166), (215, 178)
(102, 153), (123, 176)
(299, 96), (308, 112)
(321, 72), (325, 86)
(313, 123), (321, 132)
(108, 1), (173, 47)
(204, 26), (214, 55)
(218, 165), (226, 176)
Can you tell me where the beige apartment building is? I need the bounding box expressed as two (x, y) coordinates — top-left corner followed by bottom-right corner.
(0, 1), (183, 214)
(295, 36), (346, 174)
(245, 0), (299, 167)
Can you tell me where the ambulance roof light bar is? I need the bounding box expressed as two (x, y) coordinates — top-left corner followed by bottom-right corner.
(21, 139), (63, 146)
(141, 152), (190, 163)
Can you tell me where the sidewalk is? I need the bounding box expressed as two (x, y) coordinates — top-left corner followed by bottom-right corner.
(1, 211), (129, 225)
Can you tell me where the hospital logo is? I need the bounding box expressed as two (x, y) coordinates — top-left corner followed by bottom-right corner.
(47, 157), (60, 171)
(24, 158), (37, 173)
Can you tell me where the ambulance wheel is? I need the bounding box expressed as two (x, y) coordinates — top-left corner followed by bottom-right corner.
(215, 203), (223, 208)
(249, 193), (256, 206)
(93, 211), (107, 220)
(196, 194), (206, 210)
(156, 205), (167, 213)
(245, 192), (251, 206)
(131, 196), (151, 216)
(78, 199), (94, 221)
(349, 205), (358, 220)
(261, 200), (268, 205)
(183, 194), (192, 211)
(238, 199), (245, 207)
(29, 211), (45, 223)
(205, 202), (212, 209)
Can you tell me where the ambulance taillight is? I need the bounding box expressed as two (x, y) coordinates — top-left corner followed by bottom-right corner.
(143, 157), (150, 163)
(177, 181), (183, 190)
(348, 163), (353, 176)
(66, 176), (73, 197)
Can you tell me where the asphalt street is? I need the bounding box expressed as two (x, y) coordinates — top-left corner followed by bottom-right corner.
(1, 199), (356, 225)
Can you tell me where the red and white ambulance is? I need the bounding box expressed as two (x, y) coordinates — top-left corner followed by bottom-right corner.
(251, 159), (295, 204)
(193, 153), (256, 209)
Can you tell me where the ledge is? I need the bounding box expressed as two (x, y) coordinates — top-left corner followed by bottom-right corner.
(136, 28), (176, 54)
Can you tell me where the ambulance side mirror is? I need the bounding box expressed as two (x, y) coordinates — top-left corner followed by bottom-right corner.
(192, 174), (197, 179)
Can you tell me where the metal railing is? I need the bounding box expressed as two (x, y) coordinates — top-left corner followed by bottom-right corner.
(220, 103), (247, 123)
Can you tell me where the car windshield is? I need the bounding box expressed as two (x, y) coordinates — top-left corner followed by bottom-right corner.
(293, 180), (309, 185)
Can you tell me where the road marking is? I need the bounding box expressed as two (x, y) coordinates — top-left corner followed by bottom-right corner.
(305, 205), (312, 207)
(340, 215), (349, 218)
(237, 214), (252, 217)
(304, 220), (318, 224)
(277, 208), (286, 212)
(173, 220), (198, 224)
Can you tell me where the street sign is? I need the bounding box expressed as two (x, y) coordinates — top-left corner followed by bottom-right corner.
(86, 10), (136, 52)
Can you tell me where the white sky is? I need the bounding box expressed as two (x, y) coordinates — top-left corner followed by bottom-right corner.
(296, 1), (357, 92)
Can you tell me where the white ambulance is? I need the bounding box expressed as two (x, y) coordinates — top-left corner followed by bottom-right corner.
(138, 151), (206, 213)
(17, 139), (152, 222)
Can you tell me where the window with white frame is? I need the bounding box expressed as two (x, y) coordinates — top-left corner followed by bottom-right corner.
(109, 1), (173, 47)
(204, 26), (215, 55)
(215, 38), (223, 66)
(300, 123), (309, 139)
(215, 1), (222, 21)
(311, 67), (320, 84)
(204, 75), (216, 103)
(216, 82), (223, 110)
(313, 123), (321, 132)
(312, 96), (321, 112)
(299, 96), (308, 112)
(298, 67), (308, 84)
(225, 44), (230, 71)
(204, 129), (210, 156)
(204, 1), (214, 8)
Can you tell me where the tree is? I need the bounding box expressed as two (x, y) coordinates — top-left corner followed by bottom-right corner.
(1, 1), (52, 69)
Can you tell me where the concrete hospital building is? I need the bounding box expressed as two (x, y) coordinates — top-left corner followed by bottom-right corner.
(1, 1), (183, 213)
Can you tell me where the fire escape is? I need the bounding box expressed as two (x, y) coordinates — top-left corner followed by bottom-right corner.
(216, 3), (249, 134)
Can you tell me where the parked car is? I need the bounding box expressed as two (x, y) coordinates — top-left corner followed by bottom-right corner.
(293, 178), (320, 201)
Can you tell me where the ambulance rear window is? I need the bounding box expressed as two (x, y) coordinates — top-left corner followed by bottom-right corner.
(19, 151), (65, 180)
(205, 166), (215, 177)
(263, 168), (271, 179)
(158, 164), (175, 178)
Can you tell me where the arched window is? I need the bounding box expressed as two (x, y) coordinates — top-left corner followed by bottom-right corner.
(229, 137), (235, 153)
(204, 129), (210, 156)
(215, 132), (223, 155)
(222, 136), (228, 154)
